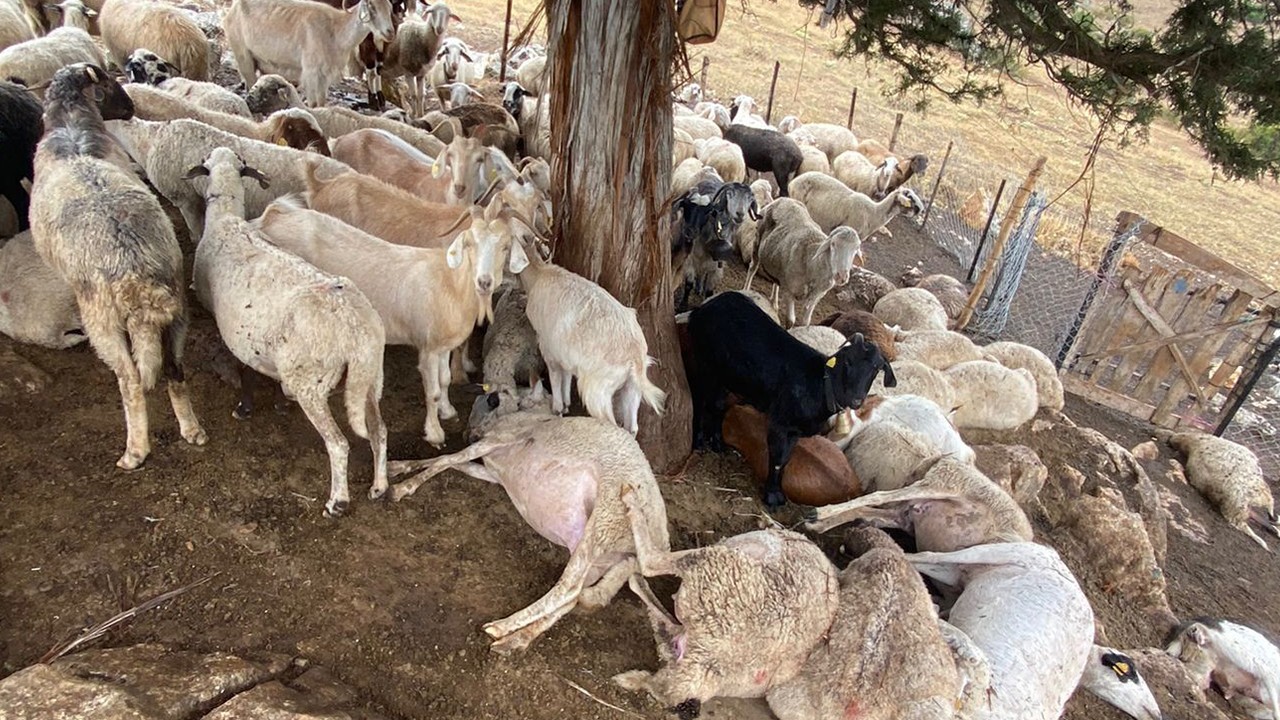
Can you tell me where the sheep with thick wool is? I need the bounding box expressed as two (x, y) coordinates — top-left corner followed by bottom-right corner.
(983, 340), (1065, 411)
(1168, 432), (1279, 549)
(745, 198), (861, 327)
(873, 287), (949, 332)
(944, 360), (1039, 431)
(100, 0), (209, 80)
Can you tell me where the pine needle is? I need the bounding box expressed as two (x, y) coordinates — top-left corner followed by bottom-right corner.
(560, 675), (646, 719)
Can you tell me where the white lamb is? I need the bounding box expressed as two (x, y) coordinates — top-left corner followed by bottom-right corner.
(873, 287), (949, 332)
(983, 340), (1065, 411)
(944, 360), (1039, 431)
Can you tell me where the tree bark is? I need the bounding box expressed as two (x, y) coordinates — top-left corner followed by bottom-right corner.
(544, 0), (692, 472)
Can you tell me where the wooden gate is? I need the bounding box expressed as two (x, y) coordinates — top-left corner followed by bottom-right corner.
(1059, 211), (1280, 430)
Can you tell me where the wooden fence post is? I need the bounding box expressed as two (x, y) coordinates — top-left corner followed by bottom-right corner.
(699, 56), (709, 92)
(888, 112), (904, 151)
(919, 139), (954, 228)
(498, 0), (514, 83)
(764, 60), (781, 124)
(967, 179), (1007, 282)
(846, 88), (857, 129)
(957, 157), (1047, 329)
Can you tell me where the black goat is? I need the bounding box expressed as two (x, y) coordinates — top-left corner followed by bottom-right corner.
(672, 179), (758, 311)
(687, 291), (895, 509)
(721, 123), (803, 196)
(0, 81), (44, 233)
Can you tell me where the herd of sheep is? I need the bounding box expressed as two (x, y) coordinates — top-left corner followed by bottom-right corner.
(1, 0), (1280, 718)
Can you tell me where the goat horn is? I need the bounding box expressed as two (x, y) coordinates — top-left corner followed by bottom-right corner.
(476, 175), (503, 206)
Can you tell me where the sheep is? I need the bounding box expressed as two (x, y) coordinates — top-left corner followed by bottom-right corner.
(672, 157), (713, 197)
(972, 443), (1047, 509)
(872, 287), (949, 332)
(384, 411), (672, 654)
(900, 267), (969, 321)
(0, 230), (85, 348)
(807, 123), (859, 161)
(830, 150), (897, 198)
(186, 147), (386, 517)
(787, 324), (846, 355)
(123, 49), (248, 117)
(795, 144), (829, 176)
(245, 73), (303, 117)
(0, 0), (36, 55)
(256, 197), (528, 445)
(789, 172), (924, 241)
(99, 0), (208, 81)
(1078, 645), (1165, 720)
(514, 54), (545, 95)
(855, 138), (929, 194)
(908, 542), (1095, 720)
(673, 113), (721, 141)
(693, 137), (746, 184)
(868, 357), (955, 410)
(894, 329), (984, 369)
(0, 28), (105, 98)
(672, 126), (695, 165)
(428, 37), (473, 109)
(30, 63), (205, 469)
(614, 521), (841, 716)
(1114, 647), (1230, 720)
(383, 4), (458, 116)
(309, 105), (444, 157)
(501, 82), (552, 159)
(842, 393), (975, 464)
(944, 360), (1039, 431)
(722, 404), (861, 507)
(0, 80), (40, 232)
(43, 0), (93, 30)
(835, 265), (896, 312)
(745, 197), (861, 327)
(732, 178), (773, 264)
(720, 122), (804, 196)
(1167, 432), (1278, 549)
(514, 245), (666, 434)
(223, 0), (395, 107)
(983, 340), (1065, 411)
(836, 419), (939, 492)
(329, 126), (488, 206)
(123, 85), (328, 154)
(686, 291), (894, 508)
(1165, 617), (1280, 718)
(765, 528), (973, 720)
(672, 178), (757, 310)
(816, 310), (897, 360)
(106, 118), (351, 239)
(479, 282), (545, 404)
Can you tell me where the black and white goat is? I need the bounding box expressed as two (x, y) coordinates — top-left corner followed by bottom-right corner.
(687, 291), (895, 508)
(672, 178), (758, 311)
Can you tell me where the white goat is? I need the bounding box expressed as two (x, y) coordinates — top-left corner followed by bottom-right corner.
(223, 0), (395, 107)
(187, 147), (387, 517)
(744, 197), (861, 326)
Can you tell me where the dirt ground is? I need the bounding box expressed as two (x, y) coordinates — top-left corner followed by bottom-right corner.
(3, 206), (1278, 720)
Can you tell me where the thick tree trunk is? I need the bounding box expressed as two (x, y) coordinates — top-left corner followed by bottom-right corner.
(544, 0), (692, 472)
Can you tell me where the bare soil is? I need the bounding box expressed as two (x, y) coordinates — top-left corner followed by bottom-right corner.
(3, 210), (1278, 720)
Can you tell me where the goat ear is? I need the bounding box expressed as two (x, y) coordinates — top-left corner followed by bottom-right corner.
(431, 151), (448, 178)
(240, 166), (270, 189)
(183, 164), (209, 180)
(445, 232), (467, 269)
(881, 360), (897, 388)
(911, 155), (929, 173)
(507, 238), (529, 273)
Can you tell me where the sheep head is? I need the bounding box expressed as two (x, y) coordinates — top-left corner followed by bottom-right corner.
(501, 81), (528, 119)
(124, 49), (176, 86)
(1079, 647), (1163, 720)
(893, 188), (924, 219)
(823, 226), (862, 287)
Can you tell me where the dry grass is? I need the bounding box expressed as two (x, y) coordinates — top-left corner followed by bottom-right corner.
(444, 0), (1280, 286)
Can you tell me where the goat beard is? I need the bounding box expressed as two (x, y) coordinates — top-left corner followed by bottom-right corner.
(478, 291), (495, 325)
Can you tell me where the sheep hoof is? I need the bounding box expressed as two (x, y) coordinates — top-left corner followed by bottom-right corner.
(423, 429), (446, 448)
(368, 484), (387, 501)
(232, 403), (252, 420)
(323, 499), (349, 518)
(439, 405), (458, 421)
(670, 698), (702, 720)
(183, 427), (208, 446)
(612, 670), (652, 691)
(763, 489), (787, 511)
(116, 451), (147, 471)
(488, 633), (530, 655)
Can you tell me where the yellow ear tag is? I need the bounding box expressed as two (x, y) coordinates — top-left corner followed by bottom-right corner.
(826, 356), (837, 368)
(1113, 662), (1130, 676)
(275, 137), (287, 146)
(481, 383), (491, 392)
(432, 158), (444, 178)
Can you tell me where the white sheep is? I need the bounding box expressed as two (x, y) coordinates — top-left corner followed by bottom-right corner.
(480, 282), (545, 403)
(515, 247), (665, 434)
(1166, 617), (1280, 718)
(107, 118), (352, 240)
(694, 137), (746, 184)
(0, 28), (105, 98)
(1078, 645), (1165, 720)
(31, 64), (205, 469)
(0, 1), (36, 55)
(256, 197), (528, 446)
(671, 126), (695, 166)
(671, 157), (716, 197)
(789, 171), (924, 239)
(45, 0), (93, 30)
(123, 85), (326, 153)
(745, 197), (861, 327)
(909, 542), (1095, 720)
(502, 82), (552, 159)
(673, 113), (721, 141)
(223, 0), (395, 107)
(732, 179), (773, 264)
(944, 360), (1039, 431)
(778, 118), (859, 161)
(386, 411), (672, 653)
(872, 287), (949, 332)
(158, 76), (252, 118)
(868, 358), (956, 413)
(843, 393), (974, 463)
(100, 0), (209, 80)
(187, 147), (387, 517)
(831, 149), (897, 197)
(787, 325), (846, 355)
(983, 340), (1065, 411)
(1168, 432), (1278, 549)
(428, 36), (473, 109)
(894, 329), (984, 369)
(837, 419), (938, 492)
(796, 144), (830, 176)
(514, 54), (545, 95)
(0, 230), (85, 349)
(901, 268), (969, 320)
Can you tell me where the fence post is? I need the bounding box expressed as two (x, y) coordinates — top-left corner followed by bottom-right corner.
(699, 56), (709, 92)
(1215, 327), (1280, 435)
(919, 139), (954, 229)
(498, 0), (514, 83)
(1053, 213), (1144, 368)
(846, 88), (857, 129)
(764, 60), (781, 124)
(958, 156), (1047, 329)
(966, 179), (1007, 283)
(888, 112), (904, 151)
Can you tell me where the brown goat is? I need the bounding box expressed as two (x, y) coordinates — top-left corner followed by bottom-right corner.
(302, 160), (470, 249)
(854, 138), (928, 194)
(817, 309), (898, 361)
(723, 404), (861, 506)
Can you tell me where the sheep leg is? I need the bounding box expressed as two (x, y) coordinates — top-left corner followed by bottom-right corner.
(763, 425), (799, 509)
(417, 348), (447, 447)
(364, 388), (389, 500)
(482, 539), (598, 646)
(743, 259), (759, 291)
(233, 363), (257, 420)
(1234, 519), (1271, 551)
(389, 457), (501, 502)
(805, 486), (965, 533)
(799, 294), (821, 327)
(161, 323), (205, 446)
(937, 619), (991, 714)
(437, 355), (458, 420)
(907, 543), (1050, 586)
(293, 388), (351, 517)
(230, 44), (258, 90)
(86, 316), (151, 469)
(627, 575), (683, 663)
(576, 557), (637, 610)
